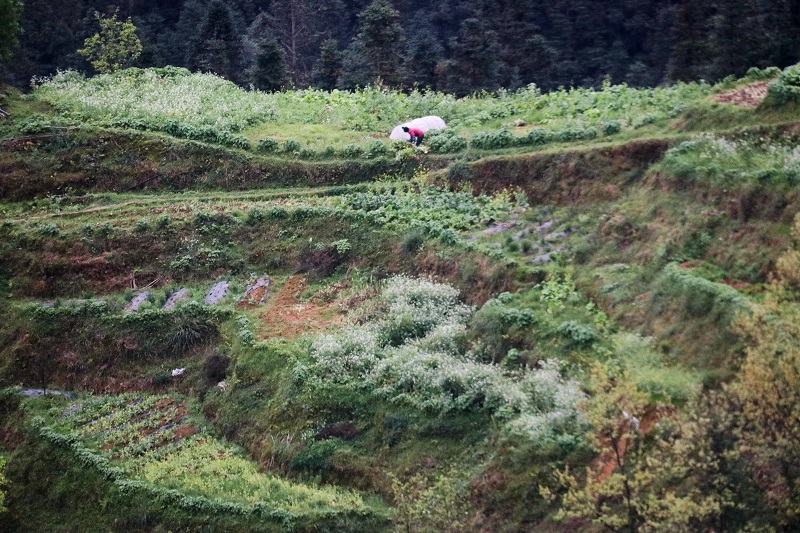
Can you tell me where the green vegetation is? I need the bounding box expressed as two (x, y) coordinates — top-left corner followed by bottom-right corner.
(77, 11), (143, 74)
(3, 65), (800, 533)
(29, 68), (712, 154)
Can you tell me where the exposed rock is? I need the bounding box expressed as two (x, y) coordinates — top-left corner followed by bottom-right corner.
(163, 288), (189, 310)
(205, 280), (229, 305)
(125, 291), (150, 313)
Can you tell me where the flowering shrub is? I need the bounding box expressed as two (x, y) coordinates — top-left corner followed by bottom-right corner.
(296, 276), (586, 443)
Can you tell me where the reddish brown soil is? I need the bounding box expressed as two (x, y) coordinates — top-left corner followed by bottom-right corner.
(255, 275), (344, 339)
(713, 80), (771, 107)
(238, 285), (269, 306)
(595, 407), (668, 482)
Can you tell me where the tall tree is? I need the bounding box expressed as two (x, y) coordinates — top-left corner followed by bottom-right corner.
(0, 0), (23, 64)
(666, 0), (714, 82)
(727, 213), (800, 531)
(78, 11), (143, 74)
(187, 0), (243, 81)
(439, 18), (501, 96)
(354, 0), (405, 86)
(311, 38), (342, 90)
(267, 0), (313, 85)
(251, 38), (288, 91)
(546, 363), (731, 533)
(403, 11), (444, 89)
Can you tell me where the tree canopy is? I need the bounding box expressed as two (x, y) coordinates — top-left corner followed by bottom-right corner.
(3, 0), (800, 92)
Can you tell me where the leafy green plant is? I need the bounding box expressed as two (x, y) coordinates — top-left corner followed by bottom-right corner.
(17, 114), (52, 134)
(282, 138), (301, 153)
(764, 63), (800, 106)
(342, 144), (363, 158)
(601, 120), (622, 136)
(256, 137), (279, 152)
(470, 128), (516, 149)
(557, 320), (598, 347)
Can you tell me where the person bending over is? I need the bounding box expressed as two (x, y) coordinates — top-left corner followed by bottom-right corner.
(402, 126), (425, 146)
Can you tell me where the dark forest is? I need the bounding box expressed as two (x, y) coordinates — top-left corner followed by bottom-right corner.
(4, 0), (800, 94)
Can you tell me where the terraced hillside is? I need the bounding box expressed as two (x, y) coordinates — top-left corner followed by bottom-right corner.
(2, 65), (800, 532)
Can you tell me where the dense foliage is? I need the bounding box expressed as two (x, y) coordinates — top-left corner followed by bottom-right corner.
(4, 0), (800, 93)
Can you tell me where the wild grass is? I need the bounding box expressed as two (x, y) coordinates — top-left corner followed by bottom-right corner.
(28, 67), (714, 153)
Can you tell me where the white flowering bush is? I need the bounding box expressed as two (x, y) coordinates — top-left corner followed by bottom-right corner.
(297, 276), (587, 443)
(34, 68), (271, 133)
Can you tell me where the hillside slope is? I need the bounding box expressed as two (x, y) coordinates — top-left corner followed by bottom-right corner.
(2, 66), (800, 532)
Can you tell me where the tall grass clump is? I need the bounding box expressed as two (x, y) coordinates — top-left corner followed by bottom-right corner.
(662, 132), (800, 190)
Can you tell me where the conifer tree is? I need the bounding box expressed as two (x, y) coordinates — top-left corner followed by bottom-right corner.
(354, 0), (405, 86)
(440, 18), (501, 96)
(187, 0), (243, 81)
(403, 12), (444, 89)
(311, 38), (342, 90)
(251, 38), (288, 91)
(0, 0), (23, 63)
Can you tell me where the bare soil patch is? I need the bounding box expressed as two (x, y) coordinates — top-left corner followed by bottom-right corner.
(713, 80), (771, 107)
(255, 275), (344, 339)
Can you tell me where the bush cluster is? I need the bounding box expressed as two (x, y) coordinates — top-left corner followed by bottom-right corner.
(295, 277), (587, 445)
(764, 63), (800, 106)
(426, 130), (468, 153)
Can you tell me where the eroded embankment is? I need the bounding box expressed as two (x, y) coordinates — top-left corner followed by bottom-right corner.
(0, 129), (418, 199)
(469, 138), (674, 205)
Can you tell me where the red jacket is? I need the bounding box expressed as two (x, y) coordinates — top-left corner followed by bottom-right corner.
(407, 127), (425, 137)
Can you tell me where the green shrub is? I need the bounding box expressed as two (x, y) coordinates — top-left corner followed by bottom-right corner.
(256, 137), (279, 152)
(557, 321), (598, 348)
(227, 135), (251, 150)
(524, 128), (552, 146)
(470, 128), (516, 149)
(341, 144), (363, 158)
(17, 114), (52, 134)
(552, 125), (597, 142)
(401, 229), (426, 254)
(632, 112), (660, 128)
(155, 214), (171, 229)
(283, 138), (301, 153)
(745, 65), (781, 81)
(134, 219), (150, 233)
(427, 130), (468, 153)
(290, 439), (340, 473)
(602, 120), (622, 136)
(37, 222), (60, 237)
(366, 140), (389, 158)
(660, 262), (750, 321)
(764, 63), (800, 106)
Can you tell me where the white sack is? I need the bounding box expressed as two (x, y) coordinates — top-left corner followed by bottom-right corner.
(389, 115), (447, 140)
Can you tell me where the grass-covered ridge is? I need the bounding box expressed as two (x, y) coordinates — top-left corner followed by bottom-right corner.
(28, 67), (713, 155)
